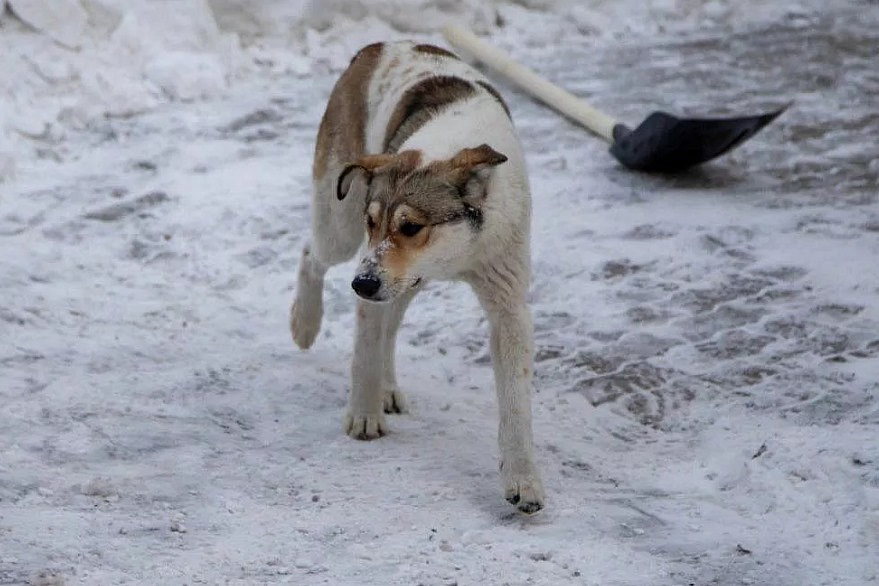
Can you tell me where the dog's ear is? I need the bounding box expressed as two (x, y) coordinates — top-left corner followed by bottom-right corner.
(336, 151), (422, 200)
(449, 144), (508, 199)
(336, 164), (370, 201)
(451, 144), (508, 169)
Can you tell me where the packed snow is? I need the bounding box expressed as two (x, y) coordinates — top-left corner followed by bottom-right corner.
(1, 1), (877, 585)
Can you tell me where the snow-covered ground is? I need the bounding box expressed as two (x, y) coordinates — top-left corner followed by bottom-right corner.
(2, 1), (878, 584)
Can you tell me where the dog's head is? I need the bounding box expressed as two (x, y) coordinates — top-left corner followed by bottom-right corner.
(337, 144), (508, 302)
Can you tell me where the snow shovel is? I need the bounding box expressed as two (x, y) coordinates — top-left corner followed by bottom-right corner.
(442, 25), (786, 173)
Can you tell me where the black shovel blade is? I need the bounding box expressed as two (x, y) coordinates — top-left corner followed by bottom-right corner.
(608, 106), (786, 173)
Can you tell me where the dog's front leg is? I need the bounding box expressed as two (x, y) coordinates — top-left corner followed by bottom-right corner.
(344, 299), (389, 440)
(380, 287), (420, 414)
(484, 301), (545, 513)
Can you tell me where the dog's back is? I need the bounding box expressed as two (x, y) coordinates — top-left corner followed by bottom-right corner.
(314, 41), (519, 179)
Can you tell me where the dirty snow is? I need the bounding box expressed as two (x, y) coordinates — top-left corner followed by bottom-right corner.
(1, 1), (878, 585)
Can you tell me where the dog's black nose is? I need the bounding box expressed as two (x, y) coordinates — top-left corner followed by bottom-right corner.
(352, 274), (381, 298)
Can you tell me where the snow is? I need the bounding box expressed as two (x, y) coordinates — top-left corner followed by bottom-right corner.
(6, 0), (88, 49)
(2, 1), (878, 585)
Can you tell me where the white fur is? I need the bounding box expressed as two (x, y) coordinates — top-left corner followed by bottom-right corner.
(290, 41), (544, 513)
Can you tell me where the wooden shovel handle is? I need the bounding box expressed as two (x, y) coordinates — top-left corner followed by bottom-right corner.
(442, 25), (617, 142)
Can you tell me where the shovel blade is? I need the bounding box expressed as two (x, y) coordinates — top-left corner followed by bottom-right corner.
(609, 107), (787, 173)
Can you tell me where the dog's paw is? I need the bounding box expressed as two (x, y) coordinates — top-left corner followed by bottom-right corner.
(382, 387), (408, 414)
(343, 411), (388, 440)
(289, 296), (322, 350)
(290, 301), (321, 349)
(501, 461), (545, 514)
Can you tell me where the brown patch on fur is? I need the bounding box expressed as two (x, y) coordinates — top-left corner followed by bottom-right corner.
(367, 204), (433, 282)
(381, 237), (421, 283)
(450, 144), (508, 169)
(360, 145), (506, 232)
(384, 76), (476, 152)
(354, 150), (422, 174)
(313, 42), (384, 179)
(370, 168), (463, 226)
(476, 80), (511, 118)
(401, 145), (507, 224)
(381, 209), (434, 280)
(413, 44), (459, 59)
(347, 42), (382, 65)
(338, 150), (422, 201)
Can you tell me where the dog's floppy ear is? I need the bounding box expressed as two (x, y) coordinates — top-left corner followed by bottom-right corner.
(336, 156), (388, 201)
(449, 144), (508, 199)
(336, 164), (369, 201)
(336, 151), (422, 200)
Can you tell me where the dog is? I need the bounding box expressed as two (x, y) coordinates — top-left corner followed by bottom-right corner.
(289, 41), (544, 513)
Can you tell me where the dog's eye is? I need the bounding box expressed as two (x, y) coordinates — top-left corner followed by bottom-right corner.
(399, 222), (424, 237)
(366, 215), (376, 230)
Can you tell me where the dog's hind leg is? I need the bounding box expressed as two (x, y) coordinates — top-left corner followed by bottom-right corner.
(380, 286), (420, 414)
(290, 176), (364, 349)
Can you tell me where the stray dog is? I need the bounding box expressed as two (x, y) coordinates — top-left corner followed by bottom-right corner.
(289, 41), (544, 513)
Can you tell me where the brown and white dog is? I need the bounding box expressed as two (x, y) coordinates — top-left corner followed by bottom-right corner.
(289, 41), (544, 513)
